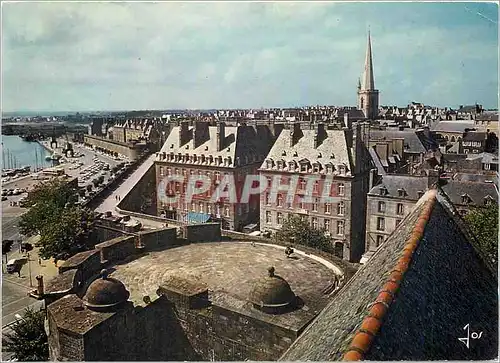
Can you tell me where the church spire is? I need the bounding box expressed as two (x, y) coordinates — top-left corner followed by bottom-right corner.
(361, 31), (375, 91)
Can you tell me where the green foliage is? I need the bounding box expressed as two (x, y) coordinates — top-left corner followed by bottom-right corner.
(276, 214), (334, 253)
(37, 206), (95, 261)
(18, 177), (95, 261)
(464, 203), (498, 267)
(2, 307), (49, 361)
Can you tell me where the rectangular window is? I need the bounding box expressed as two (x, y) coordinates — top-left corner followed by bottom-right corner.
(277, 212), (283, 225)
(312, 198), (319, 212)
(313, 181), (319, 192)
(337, 202), (345, 216)
(325, 203), (332, 214)
(324, 219), (331, 231)
(224, 206), (230, 217)
(377, 217), (385, 231)
(277, 194), (283, 207)
(299, 178), (307, 190)
(167, 168), (171, 176)
(378, 201), (386, 213)
(336, 221), (344, 235)
(376, 235), (384, 247)
(199, 203), (203, 213)
(266, 211), (272, 224)
(265, 192), (270, 205)
(207, 204), (212, 215)
(338, 183), (345, 196)
(397, 203), (404, 215)
(191, 202), (196, 212)
(160, 166), (164, 176)
(396, 219), (402, 226)
(311, 217), (318, 229)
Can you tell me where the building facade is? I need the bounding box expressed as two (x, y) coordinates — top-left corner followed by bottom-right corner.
(259, 121), (372, 262)
(155, 121), (280, 231)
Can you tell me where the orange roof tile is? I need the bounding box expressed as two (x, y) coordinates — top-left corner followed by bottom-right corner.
(342, 194), (438, 361)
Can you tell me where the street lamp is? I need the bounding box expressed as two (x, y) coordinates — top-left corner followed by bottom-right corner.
(26, 252), (33, 287)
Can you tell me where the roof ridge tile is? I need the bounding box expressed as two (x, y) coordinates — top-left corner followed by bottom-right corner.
(342, 193), (438, 361)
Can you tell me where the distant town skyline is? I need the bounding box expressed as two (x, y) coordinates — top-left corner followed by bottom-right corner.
(2, 2), (498, 113)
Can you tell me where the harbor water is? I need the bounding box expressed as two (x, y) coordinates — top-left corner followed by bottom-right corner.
(1, 135), (52, 171)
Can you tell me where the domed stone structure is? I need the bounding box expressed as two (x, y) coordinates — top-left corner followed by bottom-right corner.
(83, 269), (130, 311)
(249, 266), (296, 314)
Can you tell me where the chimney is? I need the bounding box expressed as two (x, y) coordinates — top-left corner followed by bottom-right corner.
(193, 121), (207, 149)
(392, 138), (404, 156)
(344, 113), (352, 129)
(375, 142), (389, 161)
(314, 123), (326, 148)
(216, 122), (226, 151)
(179, 121), (190, 146)
(36, 275), (44, 296)
(290, 123), (302, 147)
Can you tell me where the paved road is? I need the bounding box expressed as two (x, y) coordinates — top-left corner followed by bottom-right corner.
(94, 154), (164, 228)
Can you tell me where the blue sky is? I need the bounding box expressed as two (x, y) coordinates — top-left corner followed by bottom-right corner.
(2, 2), (498, 112)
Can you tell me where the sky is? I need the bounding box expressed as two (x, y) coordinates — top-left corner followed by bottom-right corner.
(2, 1), (498, 113)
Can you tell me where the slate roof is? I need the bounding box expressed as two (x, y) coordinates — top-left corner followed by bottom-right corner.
(280, 190), (498, 361)
(368, 175), (429, 200)
(476, 111), (499, 121)
(439, 180), (498, 206)
(466, 152), (499, 164)
(431, 120), (476, 133)
(261, 128), (354, 175)
(368, 147), (387, 175)
(369, 129), (428, 153)
(158, 124), (275, 168)
(463, 131), (487, 142)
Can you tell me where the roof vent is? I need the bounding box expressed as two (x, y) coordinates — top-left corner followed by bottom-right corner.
(318, 153), (322, 158)
(330, 154), (335, 159)
(205, 146), (209, 151)
(282, 151), (286, 156)
(227, 147), (231, 152)
(170, 144), (174, 149)
(293, 151), (298, 157)
(186, 145), (189, 149)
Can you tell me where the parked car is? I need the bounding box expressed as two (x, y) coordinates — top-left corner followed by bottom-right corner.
(6, 258), (23, 274)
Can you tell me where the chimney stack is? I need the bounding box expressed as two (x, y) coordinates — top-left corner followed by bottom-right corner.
(314, 123), (326, 149)
(193, 121), (207, 149)
(216, 122), (226, 151)
(179, 121), (190, 146)
(290, 123), (302, 147)
(344, 113), (352, 129)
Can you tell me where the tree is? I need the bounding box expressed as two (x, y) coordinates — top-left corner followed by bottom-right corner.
(37, 206), (95, 262)
(464, 203), (498, 267)
(2, 307), (49, 361)
(18, 178), (96, 262)
(276, 214), (334, 254)
(2, 240), (14, 263)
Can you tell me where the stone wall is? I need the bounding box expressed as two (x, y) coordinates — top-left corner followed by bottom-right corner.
(58, 330), (85, 361)
(118, 164), (157, 215)
(138, 227), (179, 251)
(58, 250), (102, 283)
(184, 223), (221, 242)
(83, 134), (143, 160)
(95, 236), (136, 265)
(93, 223), (128, 244)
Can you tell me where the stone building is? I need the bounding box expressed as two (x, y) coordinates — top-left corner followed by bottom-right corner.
(155, 121), (281, 231)
(259, 120), (372, 262)
(281, 189), (498, 361)
(363, 174), (435, 262)
(363, 173), (498, 262)
(112, 118), (167, 150)
(45, 223), (342, 361)
(357, 32), (379, 120)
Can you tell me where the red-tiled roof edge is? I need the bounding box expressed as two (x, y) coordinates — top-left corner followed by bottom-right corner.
(343, 189), (438, 361)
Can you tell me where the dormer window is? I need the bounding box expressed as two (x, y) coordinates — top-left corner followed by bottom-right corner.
(325, 164), (333, 174)
(338, 165), (346, 175)
(277, 160), (284, 170)
(417, 190), (424, 198)
(300, 162), (309, 172)
(313, 163), (320, 173)
(379, 186), (387, 196)
(461, 194), (471, 204)
(397, 188), (406, 197)
(484, 196), (494, 206)
(227, 156), (232, 165)
(266, 159), (274, 169)
(288, 161), (296, 171)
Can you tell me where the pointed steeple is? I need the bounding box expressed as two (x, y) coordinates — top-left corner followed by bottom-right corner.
(357, 77), (361, 90)
(361, 31), (375, 91)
